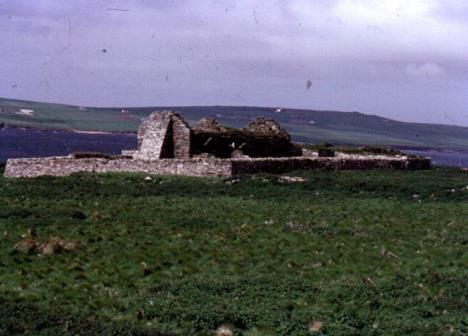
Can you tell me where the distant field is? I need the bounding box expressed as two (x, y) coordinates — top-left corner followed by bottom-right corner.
(1, 97), (468, 150)
(0, 168), (466, 335)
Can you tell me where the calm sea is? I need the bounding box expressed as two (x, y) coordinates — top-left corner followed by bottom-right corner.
(0, 127), (136, 163)
(402, 149), (468, 169)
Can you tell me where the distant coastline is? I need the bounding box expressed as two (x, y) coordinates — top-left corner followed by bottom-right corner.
(2, 97), (468, 152)
(0, 123), (136, 136)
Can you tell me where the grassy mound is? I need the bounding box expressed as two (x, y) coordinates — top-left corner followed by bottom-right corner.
(0, 168), (466, 335)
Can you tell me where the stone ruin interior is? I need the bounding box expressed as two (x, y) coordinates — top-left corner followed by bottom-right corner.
(126, 111), (303, 161)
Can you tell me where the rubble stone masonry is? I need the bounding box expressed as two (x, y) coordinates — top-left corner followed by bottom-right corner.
(4, 155), (430, 178)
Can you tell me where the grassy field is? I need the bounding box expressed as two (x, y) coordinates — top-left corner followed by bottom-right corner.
(2, 97), (468, 150)
(0, 167), (467, 335)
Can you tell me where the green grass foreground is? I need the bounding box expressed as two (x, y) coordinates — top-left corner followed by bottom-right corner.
(0, 167), (466, 335)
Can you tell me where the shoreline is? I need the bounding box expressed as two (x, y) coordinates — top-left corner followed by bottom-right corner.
(0, 123), (136, 136)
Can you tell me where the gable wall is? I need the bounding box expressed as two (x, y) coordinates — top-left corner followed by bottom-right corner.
(172, 117), (192, 158)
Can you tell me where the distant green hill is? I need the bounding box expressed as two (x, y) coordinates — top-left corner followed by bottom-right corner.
(1, 97), (467, 150)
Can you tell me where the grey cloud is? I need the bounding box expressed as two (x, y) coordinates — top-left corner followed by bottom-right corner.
(0, 0), (467, 126)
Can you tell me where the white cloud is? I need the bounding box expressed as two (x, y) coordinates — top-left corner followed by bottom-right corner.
(406, 62), (444, 76)
(333, 0), (435, 25)
(287, 0), (468, 62)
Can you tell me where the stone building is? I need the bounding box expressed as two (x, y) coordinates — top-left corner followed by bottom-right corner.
(4, 110), (431, 178)
(129, 111), (302, 160)
(132, 111), (192, 160)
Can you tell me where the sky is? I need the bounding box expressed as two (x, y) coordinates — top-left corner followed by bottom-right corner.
(0, 0), (467, 126)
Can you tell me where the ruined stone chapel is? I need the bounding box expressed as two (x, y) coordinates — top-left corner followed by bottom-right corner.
(127, 111), (302, 160)
(4, 110), (430, 178)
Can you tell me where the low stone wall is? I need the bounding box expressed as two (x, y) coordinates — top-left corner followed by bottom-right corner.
(4, 156), (232, 178)
(4, 155), (431, 178)
(231, 156), (430, 175)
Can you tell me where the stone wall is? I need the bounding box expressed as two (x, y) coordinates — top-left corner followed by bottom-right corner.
(191, 116), (301, 158)
(231, 156), (430, 175)
(191, 130), (302, 158)
(133, 111), (192, 160)
(4, 156), (232, 178)
(4, 155), (430, 178)
(135, 112), (172, 160)
(171, 116), (192, 159)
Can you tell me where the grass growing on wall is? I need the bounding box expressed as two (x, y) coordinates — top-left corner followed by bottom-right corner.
(0, 168), (467, 335)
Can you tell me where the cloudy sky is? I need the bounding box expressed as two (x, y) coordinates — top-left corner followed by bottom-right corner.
(0, 0), (467, 126)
